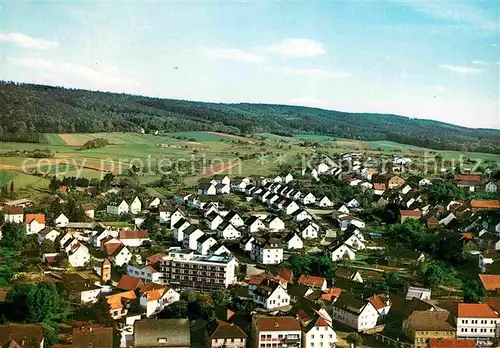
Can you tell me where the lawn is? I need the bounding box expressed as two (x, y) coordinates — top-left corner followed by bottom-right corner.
(0, 170), (18, 186)
(165, 131), (229, 141)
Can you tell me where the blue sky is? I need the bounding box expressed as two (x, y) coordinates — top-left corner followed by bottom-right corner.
(1, 1), (498, 129)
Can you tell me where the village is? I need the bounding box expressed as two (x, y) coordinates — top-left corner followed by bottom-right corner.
(0, 152), (499, 348)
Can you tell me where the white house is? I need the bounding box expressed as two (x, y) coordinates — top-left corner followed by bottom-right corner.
(212, 175), (231, 186)
(316, 196), (334, 208)
(419, 178), (432, 186)
(217, 222), (241, 240)
(112, 245), (133, 266)
(254, 317), (301, 348)
(405, 286), (431, 300)
(285, 232), (303, 250)
(107, 200), (129, 215)
(139, 284), (180, 317)
(251, 237), (283, 265)
(25, 214), (46, 235)
(129, 197), (142, 215)
(197, 235), (218, 255)
(329, 243), (356, 262)
(265, 216), (285, 232)
(148, 197), (161, 209)
(332, 293), (381, 331)
(198, 182), (217, 196)
(284, 173), (294, 184)
(206, 212), (224, 231)
(457, 303), (500, 346)
(282, 200), (300, 215)
(302, 193), (317, 205)
(183, 225), (204, 250)
(293, 210), (312, 223)
(253, 283), (291, 310)
(224, 211), (244, 227)
(240, 236), (255, 252)
(119, 230), (150, 247)
(246, 216), (266, 233)
(173, 218), (191, 242)
(303, 315), (338, 348)
(341, 232), (366, 251)
(169, 208), (185, 228)
(127, 264), (162, 284)
(333, 204), (350, 215)
(3, 206), (24, 223)
(298, 222), (318, 239)
(55, 213), (69, 227)
(346, 199), (361, 208)
(37, 227), (60, 245)
(67, 243), (91, 268)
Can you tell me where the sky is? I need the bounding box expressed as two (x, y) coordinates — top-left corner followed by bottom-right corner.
(0, 1), (499, 129)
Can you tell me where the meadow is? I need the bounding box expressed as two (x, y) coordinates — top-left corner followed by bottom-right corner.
(0, 131), (498, 199)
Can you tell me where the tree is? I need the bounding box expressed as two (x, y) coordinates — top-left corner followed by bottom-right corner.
(211, 290), (230, 308)
(158, 300), (188, 319)
(0, 223), (27, 250)
(418, 260), (459, 290)
(40, 240), (56, 254)
(10, 181), (14, 194)
(180, 290), (198, 303)
(462, 280), (485, 303)
(347, 333), (363, 347)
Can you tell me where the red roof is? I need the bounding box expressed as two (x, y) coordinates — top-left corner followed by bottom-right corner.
(322, 288), (342, 302)
(25, 214), (45, 224)
(119, 230), (148, 239)
(429, 338), (476, 348)
(105, 242), (123, 256)
(277, 268), (293, 283)
(479, 274), (500, 292)
(458, 303), (499, 318)
(373, 183), (386, 190)
(116, 275), (143, 291)
(455, 175), (481, 182)
(298, 275), (326, 287)
(368, 294), (391, 310)
(400, 210), (422, 217)
(470, 200), (500, 209)
(256, 317), (300, 331)
(146, 253), (166, 265)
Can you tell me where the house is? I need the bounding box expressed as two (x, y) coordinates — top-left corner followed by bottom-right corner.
(470, 199), (500, 211)
(337, 215), (365, 230)
(388, 175), (406, 189)
(0, 324), (44, 348)
(333, 203), (350, 215)
(403, 310), (455, 348)
(209, 320), (247, 348)
(439, 212), (456, 226)
(139, 283), (180, 317)
(169, 208), (186, 228)
(334, 266), (363, 283)
(400, 210), (422, 223)
(197, 235), (218, 255)
(406, 287), (431, 300)
(224, 211), (244, 227)
(128, 197), (142, 214)
(331, 292), (381, 331)
(111, 245), (132, 266)
(301, 313), (338, 348)
(217, 222), (241, 240)
(55, 213), (69, 227)
(198, 182), (217, 196)
(253, 282), (291, 310)
(25, 214), (45, 235)
(127, 263), (162, 284)
(206, 212), (225, 230)
(419, 178), (432, 186)
(373, 183), (386, 195)
(3, 206), (24, 223)
(134, 319), (191, 347)
(329, 242), (356, 262)
(212, 175), (231, 186)
(37, 227), (60, 245)
(106, 290), (137, 320)
(298, 275), (327, 291)
(107, 200), (129, 215)
(246, 216), (266, 233)
(456, 303), (500, 345)
(298, 222), (318, 239)
(240, 235), (255, 252)
(316, 196), (333, 208)
(479, 274), (500, 292)
(368, 294), (392, 316)
(209, 243), (231, 256)
(173, 218), (191, 242)
(251, 237), (283, 265)
(340, 230), (366, 250)
(148, 197), (161, 209)
(265, 216), (285, 231)
(293, 209), (312, 223)
(119, 230), (149, 247)
(283, 199), (300, 215)
(285, 232), (303, 250)
(346, 199), (360, 208)
(429, 338), (475, 348)
(67, 243), (90, 267)
(80, 204), (95, 219)
(301, 192), (316, 205)
(183, 225), (204, 250)
(457, 181), (479, 192)
(253, 316), (301, 348)
(485, 181), (498, 193)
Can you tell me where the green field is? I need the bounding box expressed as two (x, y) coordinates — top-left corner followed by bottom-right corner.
(164, 131), (230, 141)
(0, 171), (18, 186)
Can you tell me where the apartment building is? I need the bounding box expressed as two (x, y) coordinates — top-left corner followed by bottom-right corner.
(457, 303), (500, 346)
(253, 316), (301, 348)
(155, 249), (237, 291)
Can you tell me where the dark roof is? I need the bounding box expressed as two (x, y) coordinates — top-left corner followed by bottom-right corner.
(199, 182), (215, 190)
(333, 292), (366, 314)
(173, 218), (188, 229)
(287, 283), (311, 298)
(407, 311), (455, 331)
(210, 320), (247, 340)
(72, 327), (114, 348)
(246, 216), (262, 225)
(256, 317), (300, 332)
(0, 324), (43, 347)
(183, 224), (200, 235)
(134, 319), (190, 347)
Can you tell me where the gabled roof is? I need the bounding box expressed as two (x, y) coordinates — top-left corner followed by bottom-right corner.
(0, 324), (43, 347)
(455, 174), (481, 181)
(25, 213), (45, 224)
(106, 290), (137, 310)
(400, 210), (422, 217)
(119, 230), (148, 239)
(2, 206), (24, 215)
(479, 274), (500, 292)
(368, 294), (391, 310)
(471, 200), (500, 209)
(256, 316), (300, 331)
(38, 227), (58, 236)
(407, 311), (454, 331)
(116, 275), (143, 291)
(210, 320), (247, 340)
(298, 275), (325, 287)
(72, 327), (114, 348)
(458, 303), (499, 318)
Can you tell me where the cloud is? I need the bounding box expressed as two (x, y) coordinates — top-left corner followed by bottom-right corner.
(472, 60), (489, 65)
(439, 64), (484, 74)
(279, 67), (351, 79)
(205, 48), (266, 63)
(404, 2), (497, 32)
(287, 97), (325, 107)
(6, 57), (141, 91)
(0, 32), (58, 49)
(491, 43), (499, 49)
(266, 38), (326, 57)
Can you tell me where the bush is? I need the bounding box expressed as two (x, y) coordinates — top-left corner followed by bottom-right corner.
(347, 333), (363, 346)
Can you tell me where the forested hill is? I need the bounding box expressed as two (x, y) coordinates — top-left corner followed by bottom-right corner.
(1, 81), (499, 153)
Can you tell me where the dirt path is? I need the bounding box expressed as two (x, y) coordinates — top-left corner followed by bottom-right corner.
(206, 131), (256, 142)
